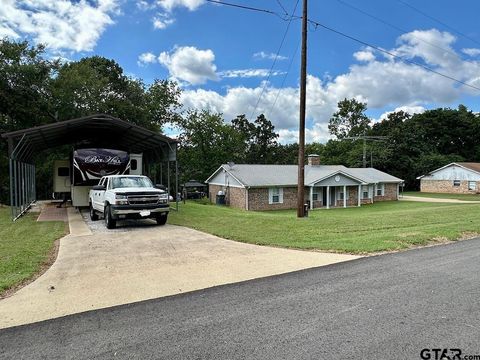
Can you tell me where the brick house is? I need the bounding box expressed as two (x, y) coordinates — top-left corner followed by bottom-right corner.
(205, 155), (403, 211)
(418, 162), (480, 194)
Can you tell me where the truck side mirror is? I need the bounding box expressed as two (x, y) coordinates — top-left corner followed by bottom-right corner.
(92, 185), (106, 191)
(155, 184), (166, 190)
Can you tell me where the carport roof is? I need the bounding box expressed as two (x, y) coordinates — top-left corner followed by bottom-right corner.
(1, 114), (177, 162)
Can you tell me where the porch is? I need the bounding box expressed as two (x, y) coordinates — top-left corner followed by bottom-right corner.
(308, 185), (373, 209)
(307, 172), (373, 209)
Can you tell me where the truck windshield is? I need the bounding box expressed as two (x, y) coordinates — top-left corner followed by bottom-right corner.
(111, 177), (153, 189)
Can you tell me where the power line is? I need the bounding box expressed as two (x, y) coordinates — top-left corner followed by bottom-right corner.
(205, 0), (480, 93)
(397, 0), (480, 47)
(335, 0), (459, 59)
(248, 0), (300, 120)
(306, 19), (480, 93)
(269, 39), (301, 115)
(204, 0), (287, 20)
(274, 0), (288, 15)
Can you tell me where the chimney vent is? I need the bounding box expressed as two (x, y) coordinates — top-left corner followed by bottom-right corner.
(307, 154), (320, 166)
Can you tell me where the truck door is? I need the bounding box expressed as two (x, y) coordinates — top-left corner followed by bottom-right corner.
(93, 177), (106, 211)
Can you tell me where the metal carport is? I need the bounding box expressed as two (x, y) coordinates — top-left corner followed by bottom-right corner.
(1, 114), (178, 221)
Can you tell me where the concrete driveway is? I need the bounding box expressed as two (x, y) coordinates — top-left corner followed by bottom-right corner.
(0, 208), (360, 329)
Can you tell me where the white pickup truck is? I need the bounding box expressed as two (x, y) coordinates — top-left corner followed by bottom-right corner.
(89, 175), (170, 229)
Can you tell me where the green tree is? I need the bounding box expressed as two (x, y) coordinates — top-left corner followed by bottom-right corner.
(177, 110), (246, 183)
(328, 98), (371, 139)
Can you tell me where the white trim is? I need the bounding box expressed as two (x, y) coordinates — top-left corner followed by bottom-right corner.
(326, 185), (330, 209)
(268, 187), (283, 204)
(205, 165), (224, 183)
(205, 165), (246, 187)
(417, 162), (480, 179)
(208, 182), (244, 189)
(375, 183), (385, 196)
(308, 170), (366, 186)
(357, 184), (361, 206)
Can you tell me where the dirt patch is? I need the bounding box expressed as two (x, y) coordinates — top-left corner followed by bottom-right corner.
(459, 231), (480, 240)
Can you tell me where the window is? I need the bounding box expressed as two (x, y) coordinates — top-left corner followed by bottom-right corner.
(338, 188), (348, 200)
(312, 188), (321, 201)
(130, 159), (137, 171)
(111, 176), (153, 189)
(468, 181), (476, 191)
(453, 180), (461, 187)
(376, 183), (384, 196)
(362, 185), (369, 199)
(57, 167), (69, 177)
(268, 188), (283, 204)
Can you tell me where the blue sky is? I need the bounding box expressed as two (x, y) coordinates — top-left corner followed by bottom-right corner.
(2, 0), (480, 143)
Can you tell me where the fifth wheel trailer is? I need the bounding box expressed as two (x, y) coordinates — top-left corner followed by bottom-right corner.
(53, 148), (143, 207)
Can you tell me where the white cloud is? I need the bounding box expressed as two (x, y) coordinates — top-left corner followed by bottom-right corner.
(152, 13), (175, 29)
(179, 29), (480, 144)
(137, 52), (157, 66)
(0, 0), (119, 52)
(156, 0), (205, 12)
(159, 46), (219, 85)
(220, 69), (285, 78)
(462, 48), (480, 57)
(253, 51), (288, 61)
(353, 50), (375, 62)
(377, 106), (426, 122)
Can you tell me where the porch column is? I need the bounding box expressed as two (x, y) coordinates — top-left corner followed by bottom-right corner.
(309, 186), (314, 210)
(343, 185), (347, 208)
(357, 185), (361, 207)
(326, 185), (330, 209)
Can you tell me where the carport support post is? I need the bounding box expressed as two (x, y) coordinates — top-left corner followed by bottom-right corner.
(167, 160), (170, 199)
(343, 185), (347, 208)
(357, 185), (361, 207)
(175, 159), (179, 211)
(8, 138), (14, 218)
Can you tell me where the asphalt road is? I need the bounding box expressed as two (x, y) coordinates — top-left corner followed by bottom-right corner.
(1, 239), (480, 360)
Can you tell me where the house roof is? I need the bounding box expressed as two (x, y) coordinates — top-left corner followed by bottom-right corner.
(206, 164), (403, 187)
(417, 162), (480, 179)
(181, 180), (206, 188)
(457, 162), (480, 173)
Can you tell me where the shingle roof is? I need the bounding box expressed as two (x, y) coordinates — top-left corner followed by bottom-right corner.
(344, 168), (404, 184)
(207, 164), (403, 187)
(457, 162), (480, 174)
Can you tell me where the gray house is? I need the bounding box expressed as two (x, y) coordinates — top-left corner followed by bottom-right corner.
(418, 162), (480, 194)
(206, 155), (403, 211)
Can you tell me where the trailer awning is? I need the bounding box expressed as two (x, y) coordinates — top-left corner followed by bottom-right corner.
(1, 114), (177, 162)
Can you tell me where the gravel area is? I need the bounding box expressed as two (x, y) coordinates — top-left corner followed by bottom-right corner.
(80, 209), (159, 233)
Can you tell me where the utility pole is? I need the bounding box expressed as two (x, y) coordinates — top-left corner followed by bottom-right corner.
(343, 135), (387, 168)
(297, 0), (308, 218)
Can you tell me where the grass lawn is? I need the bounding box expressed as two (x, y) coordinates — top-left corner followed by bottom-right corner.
(403, 191), (480, 201)
(0, 206), (67, 295)
(169, 200), (480, 254)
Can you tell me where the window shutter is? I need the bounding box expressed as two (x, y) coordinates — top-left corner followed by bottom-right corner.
(268, 188), (273, 204)
(279, 188), (284, 203)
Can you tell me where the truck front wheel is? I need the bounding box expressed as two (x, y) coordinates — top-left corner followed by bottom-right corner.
(104, 204), (116, 229)
(89, 202), (99, 221)
(155, 214), (168, 226)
